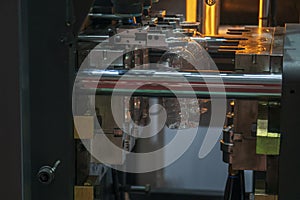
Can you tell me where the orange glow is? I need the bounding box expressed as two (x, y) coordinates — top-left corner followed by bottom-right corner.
(204, 4), (217, 36)
(186, 0), (197, 22)
(259, 0), (263, 27)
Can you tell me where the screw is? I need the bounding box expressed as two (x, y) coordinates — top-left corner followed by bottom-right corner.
(206, 0), (216, 6)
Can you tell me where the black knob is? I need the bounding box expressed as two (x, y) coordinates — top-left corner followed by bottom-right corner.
(37, 160), (61, 185)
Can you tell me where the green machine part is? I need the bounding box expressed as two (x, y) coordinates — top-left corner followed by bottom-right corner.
(256, 102), (281, 155)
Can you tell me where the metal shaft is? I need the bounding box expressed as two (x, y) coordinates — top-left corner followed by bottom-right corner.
(76, 70), (282, 99)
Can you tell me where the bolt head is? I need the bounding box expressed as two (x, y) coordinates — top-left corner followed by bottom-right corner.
(206, 0), (216, 6)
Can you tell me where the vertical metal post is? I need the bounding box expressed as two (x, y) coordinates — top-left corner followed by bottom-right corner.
(202, 0), (220, 35)
(259, 0), (270, 27)
(0, 0), (23, 199)
(186, 0), (198, 22)
(279, 24), (300, 200)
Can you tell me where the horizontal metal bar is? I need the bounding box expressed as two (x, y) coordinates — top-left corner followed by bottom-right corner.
(76, 70), (282, 99)
(88, 13), (141, 19)
(77, 35), (110, 42)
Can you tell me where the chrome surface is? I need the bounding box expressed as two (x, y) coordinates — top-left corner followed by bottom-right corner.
(76, 70), (282, 99)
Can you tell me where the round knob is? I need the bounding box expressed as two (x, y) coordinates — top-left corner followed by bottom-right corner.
(37, 160), (61, 185)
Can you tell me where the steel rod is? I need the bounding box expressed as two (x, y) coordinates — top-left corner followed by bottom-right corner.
(76, 70), (282, 99)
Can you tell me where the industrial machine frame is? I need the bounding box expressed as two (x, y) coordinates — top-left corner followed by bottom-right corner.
(1, 0), (300, 200)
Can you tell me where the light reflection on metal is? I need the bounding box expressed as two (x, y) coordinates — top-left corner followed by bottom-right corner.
(259, 0), (270, 27)
(259, 0), (264, 27)
(77, 70), (282, 99)
(186, 0), (197, 22)
(203, 0), (219, 36)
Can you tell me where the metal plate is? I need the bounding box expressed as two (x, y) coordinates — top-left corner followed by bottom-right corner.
(279, 24), (300, 199)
